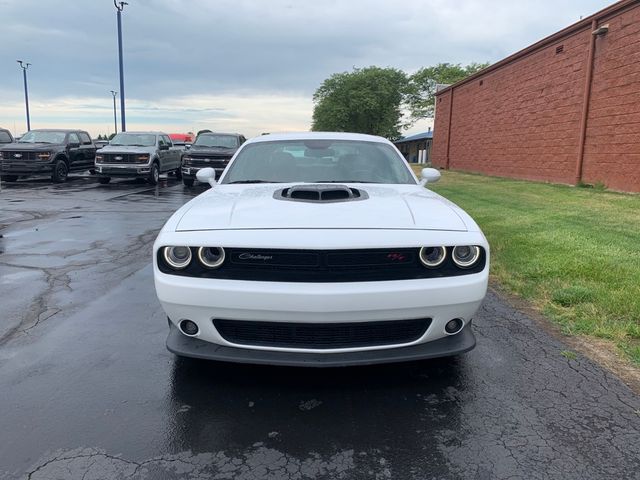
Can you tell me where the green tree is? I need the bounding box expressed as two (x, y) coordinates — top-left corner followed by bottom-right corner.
(311, 67), (409, 141)
(407, 62), (489, 120)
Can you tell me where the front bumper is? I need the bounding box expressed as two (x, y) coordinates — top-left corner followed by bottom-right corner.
(0, 162), (53, 175)
(166, 321), (476, 366)
(95, 164), (150, 177)
(155, 269), (488, 361)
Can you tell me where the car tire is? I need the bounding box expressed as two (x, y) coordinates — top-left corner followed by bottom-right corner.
(98, 177), (111, 185)
(1, 175), (19, 182)
(183, 178), (194, 187)
(52, 159), (69, 183)
(148, 162), (160, 185)
(175, 167), (182, 180)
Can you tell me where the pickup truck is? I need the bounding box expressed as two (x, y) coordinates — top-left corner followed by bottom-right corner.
(95, 131), (182, 185)
(0, 128), (14, 145)
(180, 132), (246, 186)
(0, 129), (96, 183)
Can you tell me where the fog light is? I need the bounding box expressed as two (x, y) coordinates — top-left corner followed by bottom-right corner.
(179, 319), (199, 336)
(445, 318), (464, 335)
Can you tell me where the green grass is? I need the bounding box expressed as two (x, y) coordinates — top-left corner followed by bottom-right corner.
(415, 168), (640, 365)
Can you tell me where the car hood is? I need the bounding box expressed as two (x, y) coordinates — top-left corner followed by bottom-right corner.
(97, 145), (156, 154)
(1, 142), (62, 152)
(188, 146), (237, 155)
(175, 184), (468, 232)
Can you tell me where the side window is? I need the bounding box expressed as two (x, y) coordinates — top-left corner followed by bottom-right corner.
(68, 133), (80, 145)
(157, 136), (165, 147)
(163, 135), (173, 147)
(79, 132), (92, 145)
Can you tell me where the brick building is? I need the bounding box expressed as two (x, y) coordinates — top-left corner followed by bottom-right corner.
(433, 0), (640, 192)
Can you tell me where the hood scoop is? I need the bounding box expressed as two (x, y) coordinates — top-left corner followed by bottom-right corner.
(274, 184), (368, 203)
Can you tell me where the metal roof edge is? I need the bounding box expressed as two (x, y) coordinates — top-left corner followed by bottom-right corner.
(435, 0), (639, 95)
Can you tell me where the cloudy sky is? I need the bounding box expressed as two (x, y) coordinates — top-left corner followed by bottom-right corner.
(1, 0), (611, 138)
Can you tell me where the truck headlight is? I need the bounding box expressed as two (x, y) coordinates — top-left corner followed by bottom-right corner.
(182, 156), (192, 165)
(95, 154), (104, 163)
(136, 155), (150, 163)
(37, 152), (51, 161)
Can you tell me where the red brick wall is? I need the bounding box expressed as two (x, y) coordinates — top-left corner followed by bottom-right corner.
(433, 1), (640, 192)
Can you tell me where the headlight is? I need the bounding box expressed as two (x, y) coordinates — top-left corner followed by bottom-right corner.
(95, 154), (104, 163)
(37, 152), (51, 160)
(136, 154), (150, 163)
(197, 246), (225, 268)
(419, 246), (446, 268)
(183, 156), (192, 165)
(0, 152), (3, 159)
(452, 245), (481, 268)
(162, 246), (192, 269)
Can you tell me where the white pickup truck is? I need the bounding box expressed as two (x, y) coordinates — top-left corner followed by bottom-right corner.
(95, 131), (182, 185)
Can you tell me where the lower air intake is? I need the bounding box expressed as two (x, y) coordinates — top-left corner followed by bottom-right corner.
(213, 318), (431, 349)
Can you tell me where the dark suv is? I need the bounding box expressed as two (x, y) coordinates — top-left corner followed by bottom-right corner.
(181, 132), (246, 186)
(0, 128), (14, 145)
(0, 129), (96, 183)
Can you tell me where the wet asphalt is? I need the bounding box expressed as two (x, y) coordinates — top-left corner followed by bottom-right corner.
(0, 174), (639, 480)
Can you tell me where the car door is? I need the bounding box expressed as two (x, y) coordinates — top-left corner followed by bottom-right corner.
(66, 132), (82, 170)
(157, 135), (168, 172)
(78, 132), (95, 168)
(162, 135), (178, 170)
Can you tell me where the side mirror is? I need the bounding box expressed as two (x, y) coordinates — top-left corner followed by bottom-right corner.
(68, 142), (80, 148)
(159, 144), (169, 151)
(420, 167), (441, 186)
(196, 167), (217, 187)
(185, 144), (191, 150)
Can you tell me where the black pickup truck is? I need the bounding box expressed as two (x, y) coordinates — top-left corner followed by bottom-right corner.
(180, 132), (246, 186)
(0, 129), (96, 183)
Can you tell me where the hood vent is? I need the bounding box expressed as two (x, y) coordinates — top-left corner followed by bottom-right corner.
(274, 184), (368, 203)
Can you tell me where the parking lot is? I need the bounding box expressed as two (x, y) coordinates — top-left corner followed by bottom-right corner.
(1, 174), (639, 480)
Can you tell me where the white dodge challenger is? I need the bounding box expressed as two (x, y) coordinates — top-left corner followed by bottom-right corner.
(153, 132), (489, 366)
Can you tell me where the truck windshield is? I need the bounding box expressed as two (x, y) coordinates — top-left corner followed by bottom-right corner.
(194, 134), (238, 148)
(221, 139), (416, 185)
(18, 131), (66, 144)
(110, 133), (156, 147)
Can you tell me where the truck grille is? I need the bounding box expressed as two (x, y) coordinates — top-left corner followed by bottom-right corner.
(213, 318), (431, 349)
(101, 153), (139, 164)
(1, 151), (37, 161)
(188, 155), (230, 169)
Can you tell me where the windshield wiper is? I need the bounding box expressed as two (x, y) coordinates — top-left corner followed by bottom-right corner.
(227, 180), (273, 184)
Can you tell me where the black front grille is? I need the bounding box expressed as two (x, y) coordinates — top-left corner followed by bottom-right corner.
(213, 318), (431, 349)
(102, 153), (139, 164)
(157, 247), (487, 282)
(189, 155), (230, 169)
(2, 151), (37, 161)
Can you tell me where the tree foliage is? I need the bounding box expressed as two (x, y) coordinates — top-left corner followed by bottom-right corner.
(311, 67), (409, 141)
(407, 62), (489, 120)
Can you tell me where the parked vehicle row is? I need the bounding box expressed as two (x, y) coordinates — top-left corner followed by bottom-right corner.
(0, 128), (246, 186)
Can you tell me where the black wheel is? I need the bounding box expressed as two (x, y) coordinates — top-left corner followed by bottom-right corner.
(147, 162), (160, 185)
(52, 159), (69, 183)
(175, 167), (182, 180)
(98, 177), (111, 185)
(1, 175), (18, 182)
(182, 178), (194, 187)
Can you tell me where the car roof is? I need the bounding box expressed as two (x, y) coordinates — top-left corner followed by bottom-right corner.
(198, 132), (242, 137)
(28, 129), (86, 133)
(245, 131), (393, 146)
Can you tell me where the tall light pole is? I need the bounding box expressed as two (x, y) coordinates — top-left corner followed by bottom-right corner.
(110, 90), (118, 135)
(114, 1), (128, 132)
(17, 60), (31, 131)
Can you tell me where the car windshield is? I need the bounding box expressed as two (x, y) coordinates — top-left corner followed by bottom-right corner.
(194, 134), (238, 148)
(110, 133), (157, 146)
(0, 131), (12, 143)
(18, 131), (66, 144)
(221, 139), (416, 185)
